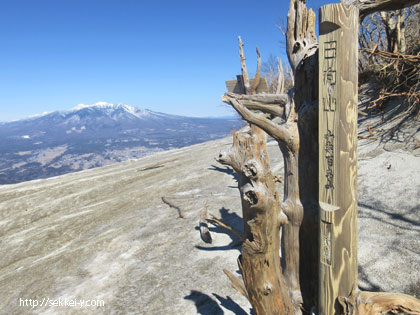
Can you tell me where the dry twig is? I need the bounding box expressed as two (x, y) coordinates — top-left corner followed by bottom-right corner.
(360, 48), (420, 117)
(207, 215), (243, 241)
(161, 197), (185, 219)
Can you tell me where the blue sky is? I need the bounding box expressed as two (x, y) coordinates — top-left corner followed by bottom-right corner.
(0, 0), (335, 122)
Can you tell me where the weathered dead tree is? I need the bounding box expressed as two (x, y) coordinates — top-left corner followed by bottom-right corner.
(216, 0), (420, 314)
(218, 35), (295, 314)
(221, 2), (319, 310)
(217, 125), (293, 314)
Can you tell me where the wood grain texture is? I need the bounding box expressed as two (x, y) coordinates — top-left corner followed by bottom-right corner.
(341, 0), (420, 21)
(220, 37), (295, 314)
(339, 291), (420, 315)
(318, 4), (359, 315)
(226, 76), (269, 94)
(217, 126), (293, 315)
(222, 94), (305, 315)
(286, 0), (320, 310)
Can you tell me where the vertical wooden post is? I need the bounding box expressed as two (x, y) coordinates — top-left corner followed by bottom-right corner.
(318, 4), (359, 315)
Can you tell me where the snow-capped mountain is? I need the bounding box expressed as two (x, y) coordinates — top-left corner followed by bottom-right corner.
(0, 103), (243, 184)
(8, 102), (182, 131)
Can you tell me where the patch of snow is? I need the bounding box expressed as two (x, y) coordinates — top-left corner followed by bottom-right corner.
(10, 111), (53, 122)
(17, 151), (32, 156)
(70, 102), (152, 119)
(73, 102), (113, 110)
(29, 112), (52, 118)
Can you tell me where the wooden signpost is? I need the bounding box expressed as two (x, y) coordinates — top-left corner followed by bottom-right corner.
(318, 4), (359, 315)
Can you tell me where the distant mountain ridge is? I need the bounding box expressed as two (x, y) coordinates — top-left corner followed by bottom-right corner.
(0, 102), (243, 184)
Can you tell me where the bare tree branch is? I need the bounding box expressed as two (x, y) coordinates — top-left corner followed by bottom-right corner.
(161, 197), (184, 218)
(222, 94), (291, 144)
(207, 215), (243, 241)
(251, 47), (261, 94)
(238, 102), (285, 118)
(223, 269), (249, 301)
(287, 67), (294, 86)
(224, 91), (289, 117)
(276, 57), (285, 94)
(216, 149), (241, 173)
(238, 36), (251, 94)
(225, 92), (290, 105)
(342, 0), (420, 20)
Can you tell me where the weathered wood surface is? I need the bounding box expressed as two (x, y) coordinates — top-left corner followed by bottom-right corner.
(224, 2), (321, 312)
(340, 291), (420, 315)
(318, 4), (359, 315)
(217, 126), (294, 315)
(341, 0), (420, 20)
(220, 37), (295, 315)
(220, 1), (420, 314)
(223, 92), (288, 117)
(285, 0), (319, 311)
(226, 76), (269, 94)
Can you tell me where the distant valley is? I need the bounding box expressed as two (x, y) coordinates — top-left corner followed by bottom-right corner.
(0, 102), (243, 184)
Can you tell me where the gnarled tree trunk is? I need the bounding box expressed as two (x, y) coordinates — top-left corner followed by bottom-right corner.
(218, 125), (293, 315)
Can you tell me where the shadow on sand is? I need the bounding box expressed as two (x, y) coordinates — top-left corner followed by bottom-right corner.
(184, 290), (253, 315)
(208, 165), (238, 183)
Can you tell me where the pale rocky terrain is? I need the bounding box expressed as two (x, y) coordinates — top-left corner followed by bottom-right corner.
(0, 110), (419, 314)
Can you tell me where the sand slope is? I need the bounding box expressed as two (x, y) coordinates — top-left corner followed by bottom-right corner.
(0, 130), (419, 314)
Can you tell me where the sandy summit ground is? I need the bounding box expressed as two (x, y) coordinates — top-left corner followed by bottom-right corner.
(0, 113), (419, 314)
